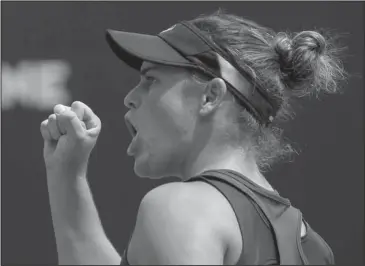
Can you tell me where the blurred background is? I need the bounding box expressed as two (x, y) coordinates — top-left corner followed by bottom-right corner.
(1, 2), (363, 265)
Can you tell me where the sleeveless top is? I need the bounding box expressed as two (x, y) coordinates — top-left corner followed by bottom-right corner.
(121, 169), (335, 265)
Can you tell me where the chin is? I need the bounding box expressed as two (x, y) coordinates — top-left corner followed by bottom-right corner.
(133, 153), (177, 180)
(132, 156), (161, 179)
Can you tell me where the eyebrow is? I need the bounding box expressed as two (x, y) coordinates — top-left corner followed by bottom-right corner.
(140, 65), (159, 76)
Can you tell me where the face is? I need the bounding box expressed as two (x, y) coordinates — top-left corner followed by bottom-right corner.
(124, 62), (204, 179)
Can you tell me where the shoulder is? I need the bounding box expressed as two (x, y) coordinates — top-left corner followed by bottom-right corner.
(138, 181), (227, 239)
(140, 181), (219, 215)
(139, 181), (237, 229)
(127, 181), (236, 264)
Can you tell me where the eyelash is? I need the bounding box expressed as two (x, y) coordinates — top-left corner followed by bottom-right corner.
(145, 76), (156, 83)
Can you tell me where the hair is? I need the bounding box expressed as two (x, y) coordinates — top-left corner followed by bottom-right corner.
(188, 10), (347, 172)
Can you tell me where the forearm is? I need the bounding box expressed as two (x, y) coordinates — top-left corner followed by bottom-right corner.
(47, 170), (121, 265)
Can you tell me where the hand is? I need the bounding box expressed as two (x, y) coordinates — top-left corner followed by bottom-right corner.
(40, 101), (101, 175)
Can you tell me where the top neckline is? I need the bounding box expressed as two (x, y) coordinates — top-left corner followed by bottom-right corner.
(196, 168), (291, 206)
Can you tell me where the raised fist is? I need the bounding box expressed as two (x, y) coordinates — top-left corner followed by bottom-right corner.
(40, 101), (101, 174)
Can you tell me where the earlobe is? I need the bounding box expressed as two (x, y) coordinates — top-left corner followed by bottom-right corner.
(199, 78), (227, 116)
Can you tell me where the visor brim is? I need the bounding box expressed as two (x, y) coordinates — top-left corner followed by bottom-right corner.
(106, 29), (193, 70)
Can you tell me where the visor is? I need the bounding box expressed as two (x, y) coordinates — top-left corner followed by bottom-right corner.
(106, 22), (280, 125)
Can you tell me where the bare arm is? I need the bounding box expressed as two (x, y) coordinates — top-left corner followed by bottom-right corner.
(47, 169), (121, 265)
(41, 102), (122, 265)
(127, 183), (226, 265)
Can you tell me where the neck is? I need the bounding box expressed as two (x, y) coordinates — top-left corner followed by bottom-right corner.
(181, 141), (272, 190)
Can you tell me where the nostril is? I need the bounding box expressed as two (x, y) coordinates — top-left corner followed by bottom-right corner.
(124, 90), (139, 110)
(125, 100), (137, 110)
(130, 102), (137, 109)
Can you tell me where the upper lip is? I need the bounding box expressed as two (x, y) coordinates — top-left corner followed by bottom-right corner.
(124, 114), (138, 137)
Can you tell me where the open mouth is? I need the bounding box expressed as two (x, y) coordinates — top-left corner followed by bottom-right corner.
(125, 117), (138, 138)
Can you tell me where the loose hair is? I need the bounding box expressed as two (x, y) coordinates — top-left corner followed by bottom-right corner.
(189, 10), (347, 172)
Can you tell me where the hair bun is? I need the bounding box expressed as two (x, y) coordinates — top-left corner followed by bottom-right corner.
(274, 30), (331, 94)
(292, 31), (326, 55)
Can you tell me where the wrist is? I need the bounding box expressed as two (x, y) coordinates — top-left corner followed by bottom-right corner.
(46, 160), (89, 180)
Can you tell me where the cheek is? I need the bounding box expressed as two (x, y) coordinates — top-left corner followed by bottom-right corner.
(157, 90), (196, 139)
(139, 100), (195, 151)
(138, 79), (199, 150)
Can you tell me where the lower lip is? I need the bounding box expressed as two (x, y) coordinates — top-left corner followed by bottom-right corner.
(127, 134), (139, 156)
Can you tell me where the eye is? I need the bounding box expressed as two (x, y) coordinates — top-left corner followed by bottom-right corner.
(145, 75), (156, 83)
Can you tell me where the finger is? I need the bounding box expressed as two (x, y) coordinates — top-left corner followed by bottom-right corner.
(40, 119), (52, 141)
(54, 104), (71, 115)
(56, 109), (85, 138)
(54, 104), (72, 134)
(71, 101), (100, 130)
(47, 114), (61, 140)
(56, 103), (87, 130)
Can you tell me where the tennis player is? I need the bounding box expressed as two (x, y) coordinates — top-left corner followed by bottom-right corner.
(40, 11), (345, 265)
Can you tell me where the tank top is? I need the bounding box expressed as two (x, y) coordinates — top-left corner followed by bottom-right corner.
(120, 169), (335, 265)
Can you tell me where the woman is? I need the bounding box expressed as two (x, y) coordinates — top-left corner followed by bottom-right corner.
(41, 10), (346, 265)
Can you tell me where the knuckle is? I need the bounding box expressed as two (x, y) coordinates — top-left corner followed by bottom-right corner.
(53, 104), (64, 113)
(40, 120), (48, 127)
(48, 114), (56, 120)
(71, 101), (82, 109)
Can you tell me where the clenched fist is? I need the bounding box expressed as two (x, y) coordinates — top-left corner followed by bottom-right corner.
(40, 101), (101, 174)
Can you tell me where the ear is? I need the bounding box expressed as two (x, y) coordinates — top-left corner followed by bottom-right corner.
(199, 78), (227, 116)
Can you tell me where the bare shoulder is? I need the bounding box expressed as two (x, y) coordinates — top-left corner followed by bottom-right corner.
(141, 181), (223, 212)
(138, 181), (229, 238)
(140, 181), (237, 226)
(127, 181), (241, 265)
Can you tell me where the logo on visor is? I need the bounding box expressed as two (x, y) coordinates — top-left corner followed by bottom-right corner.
(160, 24), (176, 34)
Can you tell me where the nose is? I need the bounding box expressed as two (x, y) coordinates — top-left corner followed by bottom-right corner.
(124, 87), (139, 109)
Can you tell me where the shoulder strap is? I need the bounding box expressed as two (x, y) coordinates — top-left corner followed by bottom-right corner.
(274, 205), (309, 265)
(200, 170), (309, 265)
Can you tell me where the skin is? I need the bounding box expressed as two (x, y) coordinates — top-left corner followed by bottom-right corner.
(124, 61), (269, 185)
(123, 61), (279, 265)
